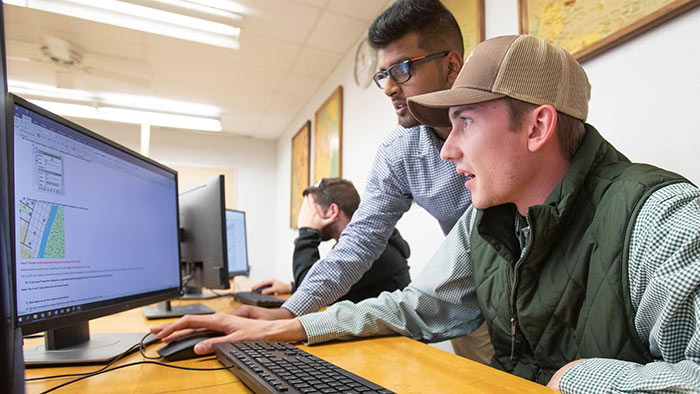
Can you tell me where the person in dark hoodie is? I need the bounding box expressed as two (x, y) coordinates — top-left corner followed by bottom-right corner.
(253, 178), (411, 303)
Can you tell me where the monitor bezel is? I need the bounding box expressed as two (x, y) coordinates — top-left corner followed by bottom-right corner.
(225, 208), (250, 278)
(6, 93), (183, 335)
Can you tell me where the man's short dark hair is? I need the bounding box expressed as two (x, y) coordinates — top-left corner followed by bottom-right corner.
(368, 0), (464, 57)
(303, 178), (360, 219)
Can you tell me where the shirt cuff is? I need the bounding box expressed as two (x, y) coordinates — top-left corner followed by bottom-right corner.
(559, 358), (629, 394)
(282, 293), (312, 316)
(298, 311), (342, 345)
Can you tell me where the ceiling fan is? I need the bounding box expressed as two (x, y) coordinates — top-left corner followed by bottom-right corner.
(7, 35), (152, 89)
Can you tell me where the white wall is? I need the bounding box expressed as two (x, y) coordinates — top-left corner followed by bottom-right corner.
(71, 118), (279, 283)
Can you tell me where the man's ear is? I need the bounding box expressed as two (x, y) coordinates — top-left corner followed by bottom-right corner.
(526, 104), (557, 153)
(446, 51), (463, 86)
(324, 203), (341, 220)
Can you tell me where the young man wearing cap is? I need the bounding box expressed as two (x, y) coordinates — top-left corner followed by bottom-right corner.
(228, 0), (494, 364)
(153, 35), (700, 392)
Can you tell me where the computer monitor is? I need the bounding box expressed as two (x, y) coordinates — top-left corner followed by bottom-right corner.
(142, 175), (230, 319)
(0, 2), (26, 390)
(8, 94), (182, 365)
(226, 209), (249, 278)
(179, 175), (230, 297)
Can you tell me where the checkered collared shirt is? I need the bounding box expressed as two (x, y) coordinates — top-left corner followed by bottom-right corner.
(282, 124), (471, 316)
(299, 182), (700, 393)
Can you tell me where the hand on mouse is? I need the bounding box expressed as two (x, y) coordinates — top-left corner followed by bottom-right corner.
(252, 279), (292, 295)
(150, 313), (307, 354)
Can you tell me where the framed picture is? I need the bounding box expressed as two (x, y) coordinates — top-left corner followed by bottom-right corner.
(313, 86), (343, 184)
(290, 121), (311, 229)
(442, 0), (485, 56)
(519, 0), (700, 62)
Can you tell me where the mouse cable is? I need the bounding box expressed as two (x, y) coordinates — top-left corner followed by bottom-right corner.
(38, 359), (235, 393)
(29, 332), (164, 381)
(25, 339), (144, 382)
(35, 333), (234, 393)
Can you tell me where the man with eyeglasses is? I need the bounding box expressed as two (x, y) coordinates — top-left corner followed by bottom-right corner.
(251, 178), (411, 303)
(153, 0), (494, 365)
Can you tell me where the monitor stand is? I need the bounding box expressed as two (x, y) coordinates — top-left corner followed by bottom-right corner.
(24, 322), (158, 366)
(180, 286), (218, 299)
(142, 299), (214, 319)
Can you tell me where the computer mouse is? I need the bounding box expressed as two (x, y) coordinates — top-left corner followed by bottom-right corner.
(156, 330), (225, 361)
(253, 284), (272, 294)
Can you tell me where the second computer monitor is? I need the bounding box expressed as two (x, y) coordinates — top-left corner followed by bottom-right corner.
(226, 209), (249, 277)
(179, 175), (230, 297)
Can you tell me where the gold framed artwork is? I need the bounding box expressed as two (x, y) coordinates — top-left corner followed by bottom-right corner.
(519, 0), (700, 62)
(290, 121), (311, 229)
(442, 0), (485, 56)
(313, 86), (343, 184)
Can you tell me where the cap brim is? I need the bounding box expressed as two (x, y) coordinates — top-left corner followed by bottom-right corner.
(407, 87), (505, 128)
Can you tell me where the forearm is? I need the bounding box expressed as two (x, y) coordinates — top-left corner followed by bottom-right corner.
(299, 211), (482, 345)
(298, 285), (482, 345)
(292, 228), (322, 290)
(260, 318), (308, 342)
(559, 358), (700, 393)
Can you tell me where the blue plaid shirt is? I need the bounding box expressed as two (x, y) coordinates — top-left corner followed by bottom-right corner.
(282, 124), (471, 316)
(299, 182), (700, 393)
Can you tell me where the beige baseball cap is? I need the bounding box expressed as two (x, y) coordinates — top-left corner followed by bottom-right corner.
(407, 35), (591, 128)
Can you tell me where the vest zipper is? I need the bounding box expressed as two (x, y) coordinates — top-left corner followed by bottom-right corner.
(508, 214), (533, 361)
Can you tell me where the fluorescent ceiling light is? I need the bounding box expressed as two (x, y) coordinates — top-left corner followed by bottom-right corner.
(8, 80), (220, 116)
(8, 81), (223, 132)
(5, 0), (241, 49)
(29, 100), (222, 132)
(8, 81), (94, 102)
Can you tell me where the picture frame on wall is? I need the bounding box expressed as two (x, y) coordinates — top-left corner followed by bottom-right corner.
(518, 0), (700, 62)
(313, 86), (343, 184)
(442, 0), (485, 56)
(290, 121), (311, 229)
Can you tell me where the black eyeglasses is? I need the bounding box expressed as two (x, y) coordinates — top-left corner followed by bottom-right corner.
(372, 51), (450, 89)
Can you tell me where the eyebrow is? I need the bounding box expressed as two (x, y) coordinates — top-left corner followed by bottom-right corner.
(378, 57), (411, 71)
(449, 105), (478, 118)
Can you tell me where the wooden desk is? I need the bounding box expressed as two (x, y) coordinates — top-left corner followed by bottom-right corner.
(24, 296), (554, 394)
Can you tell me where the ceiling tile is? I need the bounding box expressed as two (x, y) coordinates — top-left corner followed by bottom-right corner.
(279, 74), (324, 99)
(296, 0), (329, 8)
(306, 11), (367, 54)
(259, 112), (296, 130)
(269, 94), (307, 115)
(327, 0), (389, 21)
(291, 47), (342, 78)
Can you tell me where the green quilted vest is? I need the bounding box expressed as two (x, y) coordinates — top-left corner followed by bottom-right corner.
(470, 125), (687, 384)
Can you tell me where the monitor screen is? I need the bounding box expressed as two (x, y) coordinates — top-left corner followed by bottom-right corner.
(8, 94), (182, 364)
(226, 209), (249, 277)
(178, 175), (230, 296)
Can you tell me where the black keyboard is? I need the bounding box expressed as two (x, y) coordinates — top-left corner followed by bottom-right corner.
(213, 341), (395, 394)
(232, 291), (285, 308)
